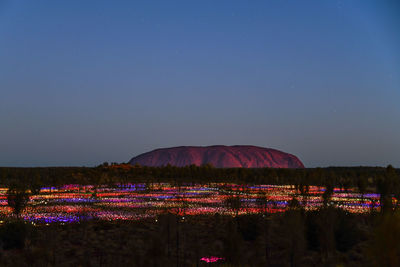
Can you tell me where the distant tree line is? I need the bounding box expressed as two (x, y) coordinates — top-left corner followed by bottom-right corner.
(0, 164), (398, 194)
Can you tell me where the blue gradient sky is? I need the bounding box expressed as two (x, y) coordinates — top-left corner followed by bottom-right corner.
(0, 0), (399, 167)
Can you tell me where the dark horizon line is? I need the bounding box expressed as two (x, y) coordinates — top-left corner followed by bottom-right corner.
(0, 164), (397, 169)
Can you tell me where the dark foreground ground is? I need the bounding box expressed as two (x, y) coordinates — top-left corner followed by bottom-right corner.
(1, 208), (399, 267)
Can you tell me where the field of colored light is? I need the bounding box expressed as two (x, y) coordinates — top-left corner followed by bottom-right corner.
(0, 183), (382, 225)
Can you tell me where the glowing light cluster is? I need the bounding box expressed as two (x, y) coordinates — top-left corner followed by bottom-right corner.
(0, 183), (383, 225)
(200, 256), (225, 263)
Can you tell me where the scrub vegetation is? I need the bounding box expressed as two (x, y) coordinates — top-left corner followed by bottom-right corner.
(0, 165), (398, 266)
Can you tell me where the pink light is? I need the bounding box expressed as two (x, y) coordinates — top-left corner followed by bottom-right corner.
(200, 256), (224, 263)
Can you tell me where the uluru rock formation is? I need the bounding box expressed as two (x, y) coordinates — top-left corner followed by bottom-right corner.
(129, 145), (304, 168)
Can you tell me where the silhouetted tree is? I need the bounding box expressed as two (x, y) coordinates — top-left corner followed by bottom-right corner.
(7, 187), (30, 218)
(357, 177), (368, 203)
(368, 212), (400, 267)
(225, 194), (241, 217)
(322, 183), (334, 208)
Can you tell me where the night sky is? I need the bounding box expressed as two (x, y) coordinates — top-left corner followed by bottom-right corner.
(0, 1), (399, 167)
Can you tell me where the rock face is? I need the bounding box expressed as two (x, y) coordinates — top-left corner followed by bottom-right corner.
(129, 145), (304, 168)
